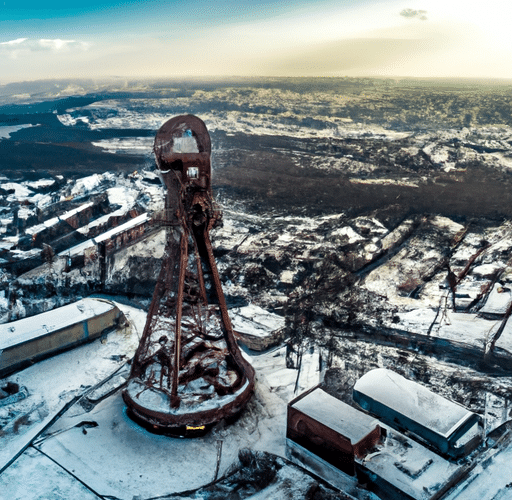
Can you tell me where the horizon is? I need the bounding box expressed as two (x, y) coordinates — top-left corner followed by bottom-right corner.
(4, 74), (512, 88)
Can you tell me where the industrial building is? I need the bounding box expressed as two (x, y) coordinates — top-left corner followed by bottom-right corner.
(230, 304), (286, 351)
(287, 386), (382, 476)
(58, 212), (152, 268)
(0, 298), (125, 377)
(353, 368), (482, 459)
(287, 383), (471, 500)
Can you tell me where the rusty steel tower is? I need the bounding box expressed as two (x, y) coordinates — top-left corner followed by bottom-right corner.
(123, 115), (255, 434)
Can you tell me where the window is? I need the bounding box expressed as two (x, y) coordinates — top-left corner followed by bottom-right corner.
(188, 167), (199, 179)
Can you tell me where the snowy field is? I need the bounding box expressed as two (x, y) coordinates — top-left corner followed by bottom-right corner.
(2, 296), (512, 499)
(0, 300), (335, 499)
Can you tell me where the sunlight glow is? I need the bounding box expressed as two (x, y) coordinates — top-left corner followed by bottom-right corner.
(0, 0), (511, 82)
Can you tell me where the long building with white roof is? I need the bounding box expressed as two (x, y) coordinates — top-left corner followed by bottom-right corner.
(0, 298), (124, 376)
(353, 368), (482, 459)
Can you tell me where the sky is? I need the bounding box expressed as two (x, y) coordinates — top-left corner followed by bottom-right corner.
(1, 0), (512, 83)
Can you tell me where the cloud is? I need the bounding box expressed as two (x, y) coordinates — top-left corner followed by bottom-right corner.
(0, 38), (90, 59)
(0, 38), (28, 46)
(400, 8), (428, 21)
(38, 39), (89, 51)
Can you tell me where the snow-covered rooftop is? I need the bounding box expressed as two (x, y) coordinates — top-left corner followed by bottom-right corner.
(0, 298), (116, 350)
(292, 388), (379, 443)
(479, 283), (512, 316)
(94, 213), (149, 243)
(58, 213), (149, 257)
(230, 304), (285, 338)
(58, 238), (96, 257)
(24, 204), (95, 237)
(354, 368), (474, 439)
(398, 309), (498, 351)
(60, 201), (95, 220)
(362, 426), (462, 500)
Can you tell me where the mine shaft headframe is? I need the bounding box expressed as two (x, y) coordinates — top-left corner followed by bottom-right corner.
(154, 114), (212, 193)
(123, 114), (255, 436)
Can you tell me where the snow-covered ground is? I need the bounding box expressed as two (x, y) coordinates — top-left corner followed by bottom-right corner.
(0, 124), (36, 139)
(0, 300), (139, 473)
(4, 294), (510, 500)
(3, 80), (512, 498)
(0, 299), (332, 500)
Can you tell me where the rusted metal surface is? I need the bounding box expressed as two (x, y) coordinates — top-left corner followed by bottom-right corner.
(123, 115), (255, 434)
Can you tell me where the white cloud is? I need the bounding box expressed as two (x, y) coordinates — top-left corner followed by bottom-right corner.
(38, 39), (90, 51)
(0, 38), (28, 46)
(0, 38), (90, 59)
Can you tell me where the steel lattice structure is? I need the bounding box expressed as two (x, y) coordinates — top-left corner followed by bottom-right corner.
(123, 115), (255, 434)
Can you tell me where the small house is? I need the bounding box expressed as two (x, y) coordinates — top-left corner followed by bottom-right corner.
(287, 386), (381, 475)
(230, 304), (285, 351)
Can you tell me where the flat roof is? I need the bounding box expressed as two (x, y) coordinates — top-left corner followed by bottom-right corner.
(60, 202), (94, 220)
(361, 427), (462, 500)
(291, 388), (379, 444)
(354, 369), (474, 439)
(58, 213), (149, 257)
(479, 283), (512, 316)
(0, 298), (116, 350)
(58, 238), (96, 257)
(94, 213), (149, 243)
(230, 305), (285, 338)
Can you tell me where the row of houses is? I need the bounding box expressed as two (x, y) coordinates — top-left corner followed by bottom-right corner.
(22, 196), (110, 251)
(58, 212), (153, 269)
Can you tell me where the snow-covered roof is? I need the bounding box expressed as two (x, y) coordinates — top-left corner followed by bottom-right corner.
(291, 388), (379, 443)
(25, 216), (61, 236)
(94, 213), (149, 243)
(0, 298), (116, 350)
(362, 427), (461, 500)
(25, 204), (96, 236)
(230, 304), (285, 338)
(58, 238), (96, 257)
(76, 207), (129, 235)
(60, 201), (95, 220)
(58, 213), (149, 257)
(479, 283), (512, 316)
(354, 369), (474, 439)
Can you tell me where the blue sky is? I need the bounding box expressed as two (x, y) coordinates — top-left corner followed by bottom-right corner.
(1, 0), (511, 82)
(2, 0), (302, 34)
